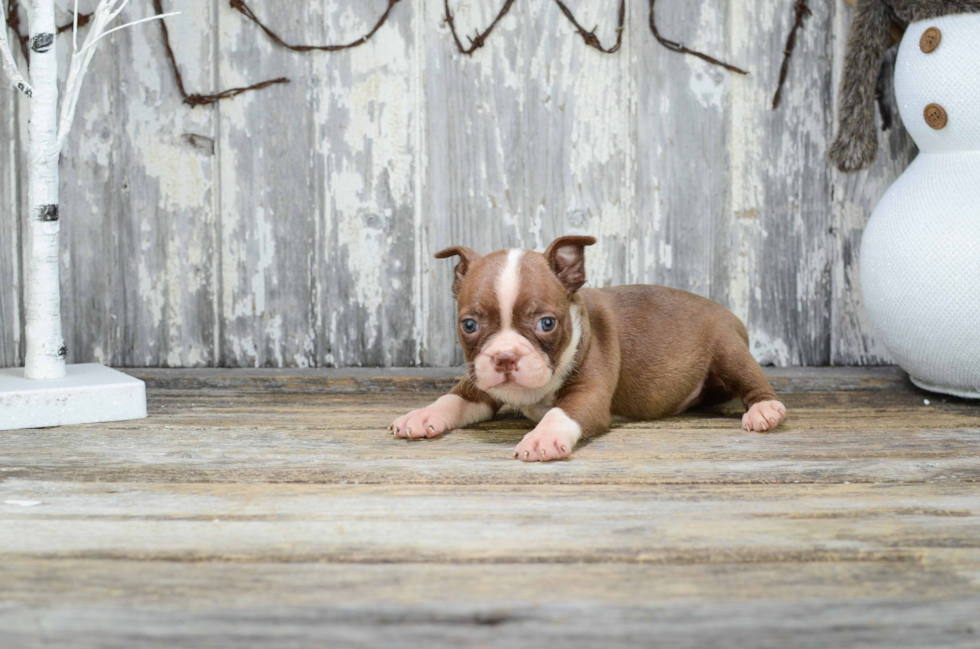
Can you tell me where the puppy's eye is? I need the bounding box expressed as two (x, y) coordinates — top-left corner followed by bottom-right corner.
(461, 319), (479, 334)
(538, 317), (557, 333)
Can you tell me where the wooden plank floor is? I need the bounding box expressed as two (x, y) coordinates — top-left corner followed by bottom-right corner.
(2, 367), (979, 648)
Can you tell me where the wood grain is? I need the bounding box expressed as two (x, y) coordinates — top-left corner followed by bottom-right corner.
(1, 369), (979, 646)
(524, 0), (632, 287)
(2, 481), (979, 563)
(633, 0), (735, 310)
(58, 0), (219, 368)
(217, 0), (318, 368)
(2, 596), (977, 649)
(311, 0), (420, 368)
(728, 0), (835, 366)
(421, 0), (528, 367)
(0, 68), (20, 366)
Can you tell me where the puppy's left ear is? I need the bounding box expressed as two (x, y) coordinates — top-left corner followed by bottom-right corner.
(434, 245), (480, 298)
(544, 236), (596, 293)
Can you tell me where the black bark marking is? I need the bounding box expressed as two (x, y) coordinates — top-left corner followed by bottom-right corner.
(31, 33), (54, 53)
(17, 82), (32, 98)
(36, 204), (59, 222)
(57, 344), (67, 359)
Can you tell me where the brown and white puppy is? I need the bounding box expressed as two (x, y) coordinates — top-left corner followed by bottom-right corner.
(390, 236), (786, 462)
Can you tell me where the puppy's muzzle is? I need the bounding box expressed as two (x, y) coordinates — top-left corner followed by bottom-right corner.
(492, 351), (519, 374)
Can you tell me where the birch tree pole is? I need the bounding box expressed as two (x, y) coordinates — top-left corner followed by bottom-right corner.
(0, 0), (174, 380)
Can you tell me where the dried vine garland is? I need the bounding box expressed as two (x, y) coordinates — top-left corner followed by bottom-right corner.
(554, 0), (625, 54)
(231, 0), (402, 52)
(152, 0), (288, 107)
(649, 0), (747, 74)
(8, 0), (847, 114)
(771, 0), (810, 108)
(444, 0), (516, 55)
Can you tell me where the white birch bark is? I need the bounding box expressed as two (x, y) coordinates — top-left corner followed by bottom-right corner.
(0, 1), (33, 97)
(1, 0), (176, 380)
(24, 0), (66, 380)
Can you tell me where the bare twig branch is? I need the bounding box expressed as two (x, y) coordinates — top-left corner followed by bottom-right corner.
(772, 0), (810, 109)
(59, 0), (176, 151)
(552, 0), (625, 54)
(230, 0), (402, 52)
(153, 0), (288, 108)
(78, 10), (179, 55)
(0, 0), (32, 96)
(73, 0), (80, 51)
(444, 0), (516, 56)
(649, 0), (747, 75)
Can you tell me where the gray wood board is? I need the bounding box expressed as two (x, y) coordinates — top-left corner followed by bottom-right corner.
(0, 69), (20, 365)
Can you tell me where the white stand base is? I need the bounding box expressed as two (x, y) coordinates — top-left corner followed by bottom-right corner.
(0, 364), (147, 431)
(910, 376), (980, 400)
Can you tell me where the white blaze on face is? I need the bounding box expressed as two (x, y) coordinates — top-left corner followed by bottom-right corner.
(497, 249), (523, 329)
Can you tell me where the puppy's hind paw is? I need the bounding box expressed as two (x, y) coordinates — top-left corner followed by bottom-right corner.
(742, 400), (786, 433)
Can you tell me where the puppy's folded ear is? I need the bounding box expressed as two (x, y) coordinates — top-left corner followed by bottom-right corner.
(434, 246), (480, 298)
(544, 236), (596, 293)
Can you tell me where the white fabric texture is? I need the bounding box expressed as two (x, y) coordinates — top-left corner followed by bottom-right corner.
(895, 16), (980, 153)
(862, 15), (980, 397)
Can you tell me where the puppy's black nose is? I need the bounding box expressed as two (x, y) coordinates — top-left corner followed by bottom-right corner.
(493, 351), (519, 374)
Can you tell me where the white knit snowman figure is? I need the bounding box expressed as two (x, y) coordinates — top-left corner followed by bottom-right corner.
(861, 15), (980, 398)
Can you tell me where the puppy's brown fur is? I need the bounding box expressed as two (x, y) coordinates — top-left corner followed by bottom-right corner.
(391, 237), (785, 461)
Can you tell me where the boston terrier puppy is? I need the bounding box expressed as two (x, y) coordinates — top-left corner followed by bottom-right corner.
(390, 236), (786, 462)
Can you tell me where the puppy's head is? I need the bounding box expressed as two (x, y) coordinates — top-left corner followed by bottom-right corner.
(435, 236), (596, 405)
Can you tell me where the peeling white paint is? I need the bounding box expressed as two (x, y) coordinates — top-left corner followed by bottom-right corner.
(750, 329), (792, 367)
(0, 0), (912, 369)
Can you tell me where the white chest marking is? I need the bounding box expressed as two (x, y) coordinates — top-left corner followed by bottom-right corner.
(497, 249), (524, 330)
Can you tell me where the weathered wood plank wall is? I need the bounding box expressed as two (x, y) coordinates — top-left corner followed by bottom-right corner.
(0, 0), (915, 368)
(0, 70), (19, 368)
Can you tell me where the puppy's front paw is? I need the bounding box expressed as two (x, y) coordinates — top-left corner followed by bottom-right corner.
(391, 405), (454, 440)
(742, 400), (787, 433)
(514, 409), (582, 462)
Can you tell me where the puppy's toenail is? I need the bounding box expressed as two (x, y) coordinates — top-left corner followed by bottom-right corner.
(513, 451), (519, 458)
(524, 451), (529, 459)
(561, 445), (567, 452)
(428, 425), (435, 433)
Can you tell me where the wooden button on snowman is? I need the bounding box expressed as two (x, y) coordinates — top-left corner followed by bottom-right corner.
(860, 15), (980, 398)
